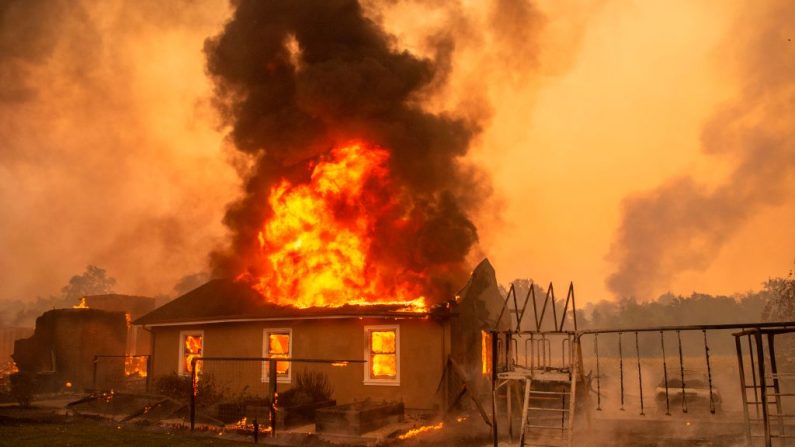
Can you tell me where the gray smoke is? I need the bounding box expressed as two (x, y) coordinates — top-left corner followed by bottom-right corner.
(607, 0), (795, 299)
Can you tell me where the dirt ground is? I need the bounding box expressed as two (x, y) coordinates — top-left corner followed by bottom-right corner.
(0, 403), (750, 447)
(0, 406), (245, 447)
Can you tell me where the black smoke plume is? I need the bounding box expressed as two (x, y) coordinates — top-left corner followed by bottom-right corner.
(205, 0), (484, 300)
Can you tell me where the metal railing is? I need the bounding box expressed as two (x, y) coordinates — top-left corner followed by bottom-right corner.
(189, 356), (365, 437)
(489, 319), (795, 447)
(92, 354), (151, 393)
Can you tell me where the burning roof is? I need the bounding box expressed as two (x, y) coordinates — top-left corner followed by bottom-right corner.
(205, 0), (483, 308)
(134, 279), (442, 326)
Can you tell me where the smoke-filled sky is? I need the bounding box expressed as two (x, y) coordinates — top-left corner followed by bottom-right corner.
(0, 0), (793, 303)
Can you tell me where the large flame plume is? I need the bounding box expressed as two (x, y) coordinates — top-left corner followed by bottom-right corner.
(240, 143), (427, 309)
(206, 0), (483, 308)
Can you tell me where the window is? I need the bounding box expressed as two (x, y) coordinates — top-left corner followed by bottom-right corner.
(262, 329), (292, 383)
(364, 325), (399, 385)
(481, 331), (493, 376)
(179, 331), (203, 376)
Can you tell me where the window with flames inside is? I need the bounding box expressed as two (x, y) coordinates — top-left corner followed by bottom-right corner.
(263, 330), (291, 382)
(181, 333), (203, 376)
(365, 326), (399, 384)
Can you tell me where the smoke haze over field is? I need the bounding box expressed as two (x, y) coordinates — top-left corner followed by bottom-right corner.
(0, 0), (793, 304)
(0, 0), (237, 300)
(606, 0), (795, 300)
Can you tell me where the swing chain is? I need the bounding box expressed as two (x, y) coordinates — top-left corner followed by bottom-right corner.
(618, 332), (625, 411)
(703, 329), (716, 414)
(660, 331), (671, 416)
(594, 333), (602, 411)
(635, 331), (644, 416)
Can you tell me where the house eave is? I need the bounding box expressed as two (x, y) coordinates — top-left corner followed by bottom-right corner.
(138, 312), (432, 328)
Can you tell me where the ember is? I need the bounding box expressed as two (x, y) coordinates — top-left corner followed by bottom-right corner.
(228, 416), (272, 434)
(242, 143), (427, 310)
(125, 356), (147, 377)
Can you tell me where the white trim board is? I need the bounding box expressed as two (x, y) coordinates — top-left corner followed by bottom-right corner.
(363, 324), (400, 386)
(261, 328), (293, 384)
(178, 329), (204, 376)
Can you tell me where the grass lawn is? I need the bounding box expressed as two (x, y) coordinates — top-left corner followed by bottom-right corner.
(0, 420), (246, 447)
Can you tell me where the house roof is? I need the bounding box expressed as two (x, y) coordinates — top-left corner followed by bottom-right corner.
(134, 279), (434, 326)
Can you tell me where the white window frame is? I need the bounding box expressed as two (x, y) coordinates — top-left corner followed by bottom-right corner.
(363, 324), (400, 386)
(178, 330), (204, 376)
(262, 328), (292, 384)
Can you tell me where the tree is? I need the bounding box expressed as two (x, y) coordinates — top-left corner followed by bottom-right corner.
(60, 265), (116, 300)
(3, 265), (117, 326)
(762, 264), (795, 322)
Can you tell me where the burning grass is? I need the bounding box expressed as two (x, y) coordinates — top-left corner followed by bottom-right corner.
(397, 421), (444, 439)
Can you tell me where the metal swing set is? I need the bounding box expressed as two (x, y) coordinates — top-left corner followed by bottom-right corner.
(488, 281), (795, 447)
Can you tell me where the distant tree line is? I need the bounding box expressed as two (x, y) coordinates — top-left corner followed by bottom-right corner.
(500, 263), (795, 357)
(0, 266), (210, 328)
(0, 265), (116, 327)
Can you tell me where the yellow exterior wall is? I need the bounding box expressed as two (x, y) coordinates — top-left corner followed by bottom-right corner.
(149, 317), (447, 411)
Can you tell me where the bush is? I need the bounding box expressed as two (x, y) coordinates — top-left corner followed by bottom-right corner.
(280, 371), (333, 407)
(10, 372), (36, 407)
(154, 372), (222, 406)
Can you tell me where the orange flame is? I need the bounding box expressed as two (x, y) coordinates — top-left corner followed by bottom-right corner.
(228, 416), (273, 434)
(125, 356), (148, 377)
(268, 333), (290, 375)
(73, 297), (89, 309)
(370, 330), (397, 378)
(398, 422), (444, 439)
(184, 335), (202, 375)
(244, 143), (427, 310)
(481, 331), (492, 376)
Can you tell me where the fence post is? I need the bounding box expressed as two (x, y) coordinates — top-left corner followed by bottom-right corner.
(92, 355), (98, 390)
(491, 331), (499, 447)
(190, 358), (197, 432)
(145, 355), (151, 393)
(269, 359), (277, 437)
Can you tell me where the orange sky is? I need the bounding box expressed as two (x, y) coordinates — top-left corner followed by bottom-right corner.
(474, 0), (795, 300)
(1, 0), (792, 303)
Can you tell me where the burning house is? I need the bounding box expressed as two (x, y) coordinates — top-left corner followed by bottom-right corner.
(135, 259), (506, 413)
(128, 0), (506, 431)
